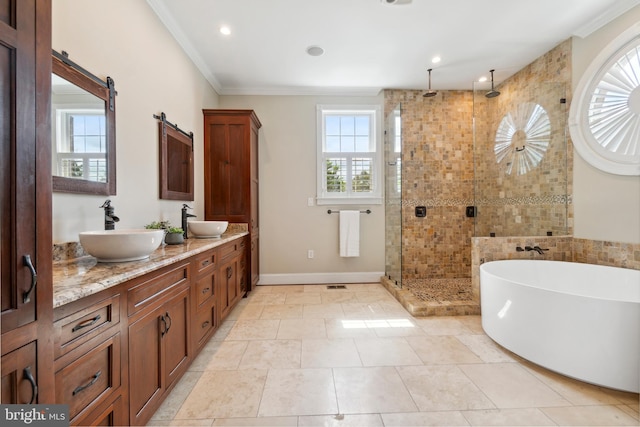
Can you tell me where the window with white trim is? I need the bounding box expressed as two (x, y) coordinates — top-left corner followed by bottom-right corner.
(316, 105), (382, 205)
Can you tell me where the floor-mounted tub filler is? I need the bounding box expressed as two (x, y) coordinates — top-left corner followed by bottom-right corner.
(480, 260), (640, 393)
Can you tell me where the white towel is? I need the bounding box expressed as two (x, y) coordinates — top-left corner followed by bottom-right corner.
(339, 210), (360, 257)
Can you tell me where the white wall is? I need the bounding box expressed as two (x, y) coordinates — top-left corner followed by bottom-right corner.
(52, 0), (219, 243)
(219, 95), (386, 283)
(572, 5), (640, 244)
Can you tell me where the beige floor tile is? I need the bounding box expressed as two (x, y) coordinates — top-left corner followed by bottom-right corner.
(381, 411), (470, 426)
(239, 339), (301, 369)
(230, 303), (264, 320)
(617, 404), (640, 421)
(460, 363), (570, 408)
(413, 316), (474, 336)
(371, 317), (426, 338)
(277, 318), (327, 339)
(301, 338), (362, 368)
(304, 284), (330, 292)
(247, 292), (287, 305)
(455, 315), (485, 334)
(406, 335), (483, 365)
(211, 320), (235, 341)
(338, 302), (388, 319)
(149, 371), (203, 421)
(343, 283), (385, 291)
(285, 292), (322, 305)
(303, 303), (345, 319)
(225, 319), (280, 340)
(397, 365), (495, 411)
(191, 340), (248, 371)
(462, 408), (555, 426)
(541, 405), (639, 426)
(354, 337), (422, 366)
(260, 303), (303, 319)
(271, 284), (306, 293)
(456, 334), (519, 363)
(258, 368), (338, 416)
(212, 416), (298, 426)
(298, 414), (384, 426)
(175, 369), (267, 419)
(325, 318), (377, 339)
(225, 299), (250, 320)
(522, 361), (633, 406)
(355, 291), (397, 304)
(333, 366), (419, 414)
(320, 291), (359, 304)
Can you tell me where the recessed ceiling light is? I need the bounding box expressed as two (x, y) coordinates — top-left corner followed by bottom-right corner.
(306, 46), (324, 57)
(479, 76), (488, 82)
(220, 26), (231, 36)
(431, 56), (441, 64)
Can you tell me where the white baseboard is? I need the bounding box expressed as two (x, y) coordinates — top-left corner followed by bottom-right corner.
(257, 272), (385, 285)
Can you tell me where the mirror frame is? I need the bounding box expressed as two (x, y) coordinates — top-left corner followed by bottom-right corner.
(52, 52), (116, 195)
(157, 112), (194, 201)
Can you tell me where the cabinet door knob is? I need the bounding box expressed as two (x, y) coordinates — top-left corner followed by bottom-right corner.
(201, 321), (210, 329)
(23, 366), (38, 404)
(22, 255), (37, 304)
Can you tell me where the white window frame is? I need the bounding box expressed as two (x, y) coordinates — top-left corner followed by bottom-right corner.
(316, 104), (383, 205)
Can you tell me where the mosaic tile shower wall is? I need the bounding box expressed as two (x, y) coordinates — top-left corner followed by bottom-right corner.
(474, 39), (573, 237)
(384, 90), (475, 281)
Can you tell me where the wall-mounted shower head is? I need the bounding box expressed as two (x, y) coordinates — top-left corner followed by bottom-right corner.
(486, 69), (500, 98)
(423, 68), (437, 98)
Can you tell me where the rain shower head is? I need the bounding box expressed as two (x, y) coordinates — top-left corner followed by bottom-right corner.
(423, 68), (437, 98)
(486, 69), (500, 98)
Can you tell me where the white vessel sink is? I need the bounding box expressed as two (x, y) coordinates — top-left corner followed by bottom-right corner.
(79, 229), (165, 262)
(188, 220), (228, 238)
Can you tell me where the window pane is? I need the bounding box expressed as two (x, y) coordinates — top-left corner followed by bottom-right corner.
(340, 135), (355, 152)
(340, 116), (355, 135)
(73, 136), (85, 152)
(85, 136), (102, 153)
(352, 158), (372, 193)
(71, 115), (85, 135)
(355, 136), (370, 152)
(326, 136), (340, 152)
(325, 158), (347, 193)
(355, 116), (369, 136)
(326, 115), (340, 136)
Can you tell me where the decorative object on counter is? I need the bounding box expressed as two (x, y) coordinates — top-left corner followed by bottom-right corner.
(188, 220), (228, 238)
(164, 227), (184, 245)
(154, 112), (194, 200)
(182, 204), (196, 239)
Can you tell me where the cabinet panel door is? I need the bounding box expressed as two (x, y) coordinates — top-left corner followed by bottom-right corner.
(228, 124), (248, 216)
(1, 341), (38, 404)
(204, 123), (229, 217)
(163, 288), (190, 388)
(128, 309), (162, 423)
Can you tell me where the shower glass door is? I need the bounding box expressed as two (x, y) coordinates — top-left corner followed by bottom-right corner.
(384, 103), (402, 287)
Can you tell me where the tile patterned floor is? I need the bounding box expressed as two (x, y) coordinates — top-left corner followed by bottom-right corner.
(148, 283), (639, 427)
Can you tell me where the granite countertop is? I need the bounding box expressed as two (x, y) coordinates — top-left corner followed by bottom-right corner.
(53, 232), (248, 309)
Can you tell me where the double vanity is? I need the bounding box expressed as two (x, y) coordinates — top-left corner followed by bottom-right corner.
(52, 228), (248, 425)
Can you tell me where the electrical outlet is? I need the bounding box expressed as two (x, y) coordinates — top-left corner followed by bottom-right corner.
(307, 250), (314, 259)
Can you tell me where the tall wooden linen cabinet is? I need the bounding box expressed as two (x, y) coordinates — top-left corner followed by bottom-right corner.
(203, 110), (261, 292)
(1, 0), (55, 405)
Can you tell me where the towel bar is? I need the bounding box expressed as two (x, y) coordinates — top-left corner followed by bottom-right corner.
(327, 209), (371, 214)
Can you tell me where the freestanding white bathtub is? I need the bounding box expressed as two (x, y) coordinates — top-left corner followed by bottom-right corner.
(480, 259), (640, 393)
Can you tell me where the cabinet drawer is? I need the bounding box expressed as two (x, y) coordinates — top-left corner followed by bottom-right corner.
(195, 305), (216, 344)
(194, 250), (216, 275)
(195, 274), (215, 307)
(219, 239), (245, 260)
(127, 263), (189, 315)
(54, 295), (120, 359)
(56, 333), (121, 422)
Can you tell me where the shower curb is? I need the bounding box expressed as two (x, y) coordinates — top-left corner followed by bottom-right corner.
(380, 276), (480, 317)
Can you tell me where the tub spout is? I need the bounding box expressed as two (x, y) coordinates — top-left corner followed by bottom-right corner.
(533, 246), (549, 254)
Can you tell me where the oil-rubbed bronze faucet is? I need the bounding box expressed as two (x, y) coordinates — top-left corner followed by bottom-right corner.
(100, 199), (119, 230)
(181, 204), (196, 239)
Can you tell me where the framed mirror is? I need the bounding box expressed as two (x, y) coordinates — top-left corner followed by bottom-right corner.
(156, 112), (194, 201)
(52, 51), (116, 195)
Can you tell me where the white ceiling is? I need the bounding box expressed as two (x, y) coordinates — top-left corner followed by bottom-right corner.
(147, 0), (640, 96)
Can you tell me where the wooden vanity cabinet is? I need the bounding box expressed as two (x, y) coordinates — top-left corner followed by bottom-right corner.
(0, 0), (54, 405)
(218, 237), (247, 321)
(203, 109), (261, 292)
(127, 262), (191, 426)
(192, 248), (219, 354)
(53, 290), (125, 426)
